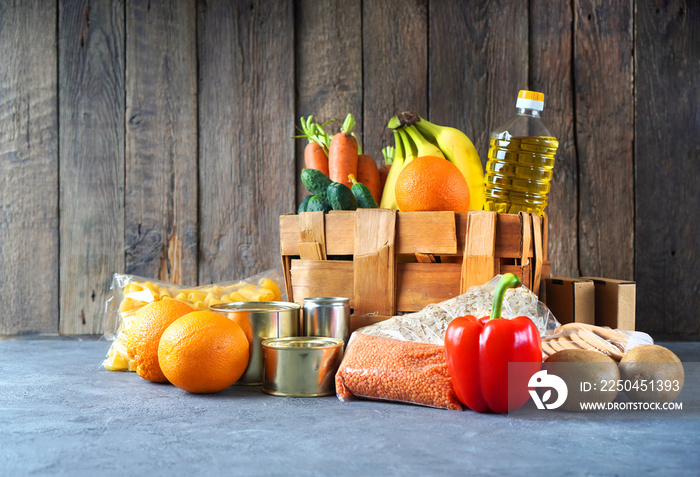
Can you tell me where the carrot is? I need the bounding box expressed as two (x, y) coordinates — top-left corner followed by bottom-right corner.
(379, 146), (394, 198)
(305, 141), (329, 176)
(357, 154), (381, 204)
(294, 116), (332, 176)
(328, 114), (358, 188)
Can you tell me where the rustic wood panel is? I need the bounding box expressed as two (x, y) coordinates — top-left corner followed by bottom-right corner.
(0, 0), (698, 337)
(634, 0), (700, 335)
(125, 0), (198, 285)
(0, 0), (59, 335)
(198, 0), (295, 284)
(574, 0), (634, 280)
(530, 0), (578, 278)
(59, 0), (125, 334)
(363, 0), (428, 162)
(429, 0), (528, 162)
(294, 0), (362, 206)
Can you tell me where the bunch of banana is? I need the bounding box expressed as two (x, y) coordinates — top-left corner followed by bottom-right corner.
(379, 112), (484, 211)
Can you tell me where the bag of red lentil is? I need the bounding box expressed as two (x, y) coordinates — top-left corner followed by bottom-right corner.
(335, 332), (463, 410)
(334, 275), (560, 410)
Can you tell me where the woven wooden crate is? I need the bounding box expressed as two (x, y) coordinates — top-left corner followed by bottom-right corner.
(279, 209), (550, 330)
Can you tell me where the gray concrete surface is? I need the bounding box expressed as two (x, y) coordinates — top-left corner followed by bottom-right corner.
(1, 338), (699, 476)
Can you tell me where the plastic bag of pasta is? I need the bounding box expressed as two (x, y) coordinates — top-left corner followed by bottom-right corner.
(101, 268), (285, 371)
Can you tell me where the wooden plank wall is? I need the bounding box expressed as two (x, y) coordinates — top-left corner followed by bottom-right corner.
(0, 0), (697, 337)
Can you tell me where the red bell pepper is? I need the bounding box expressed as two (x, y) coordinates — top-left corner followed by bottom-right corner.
(444, 273), (542, 413)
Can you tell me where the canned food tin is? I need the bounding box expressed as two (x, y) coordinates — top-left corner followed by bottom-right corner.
(210, 302), (301, 385)
(261, 337), (344, 397)
(302, 297), (350, 346)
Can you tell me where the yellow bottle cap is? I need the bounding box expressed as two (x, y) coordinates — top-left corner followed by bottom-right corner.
(518, 90), (545, 102)
(516, 90), (545, 111)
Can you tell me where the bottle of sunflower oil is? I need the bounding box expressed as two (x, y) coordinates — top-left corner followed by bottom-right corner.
(483, 90), (559, 215)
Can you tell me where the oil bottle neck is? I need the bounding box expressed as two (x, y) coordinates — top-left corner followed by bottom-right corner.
(517, 108), (541, 117)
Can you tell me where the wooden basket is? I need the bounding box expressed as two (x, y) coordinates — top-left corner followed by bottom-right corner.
(279, 209), (550, 329)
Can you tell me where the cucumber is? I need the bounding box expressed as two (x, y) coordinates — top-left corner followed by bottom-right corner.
(298, 194), (330, 214)
(349, 175), (379, 209)
(326, 182), (358, 211)
(297, 195), (312, 214)
(301, 169), (333, 200)
(306, 195), (331, 213)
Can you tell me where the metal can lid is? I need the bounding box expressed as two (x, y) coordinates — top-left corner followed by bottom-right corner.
(210, 301), (300, 312)
(262, 336), (343, 350)
(302, 297), (349, 304)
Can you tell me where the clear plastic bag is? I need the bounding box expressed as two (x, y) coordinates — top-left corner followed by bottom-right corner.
(335, 275), (558, 410)
(101, 268), (286, 371)
(335, 333), (462, 410)
(355, 274), (559, 344)
(541, 322), (653, 361)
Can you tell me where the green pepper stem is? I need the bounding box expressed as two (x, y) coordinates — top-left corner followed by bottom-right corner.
(489, 273), (523, 320)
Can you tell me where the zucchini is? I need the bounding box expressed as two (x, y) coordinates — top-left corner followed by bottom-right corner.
(349, 174), (378, 209)
(326, 182), (358, 211)
(301, 168), (333, 200)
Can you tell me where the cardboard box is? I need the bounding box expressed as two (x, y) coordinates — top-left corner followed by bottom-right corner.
(580, 277), (636, 331)
(544, 277), (595, 325)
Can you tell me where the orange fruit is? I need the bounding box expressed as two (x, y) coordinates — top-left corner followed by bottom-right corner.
(394, 155), (470, 212)
(126, 299), (195, 382)
(158, 311), (249, 394)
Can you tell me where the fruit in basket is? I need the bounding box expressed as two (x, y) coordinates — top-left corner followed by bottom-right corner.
(158, 311), (249, 393)
(126, 299), (195, 382)
(403, 124), (445, 159)
(394, 156), (470, 212)
(398, 111), (484, 211)
(379, 146), (394, 197)
(379, 129), (409, 209)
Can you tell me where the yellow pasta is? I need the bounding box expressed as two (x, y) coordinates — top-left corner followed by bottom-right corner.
(258, 278), (282, 300)
(203, 292), (216, 304)
(119, 297), (147, 313)
(228, 291), (247, 302)
(105, 273), (287, 373)
(223, 283), (246, 294)
(236, 284), (258, 300)
(252, 288), (274, 302)
(207, 285), (224, 297)
(142, 281), (160, 297)
(187, 291), (207, 303)
(124, 282), (143, 294)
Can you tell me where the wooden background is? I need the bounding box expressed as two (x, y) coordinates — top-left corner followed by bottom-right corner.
(1, 0), (697, 337)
